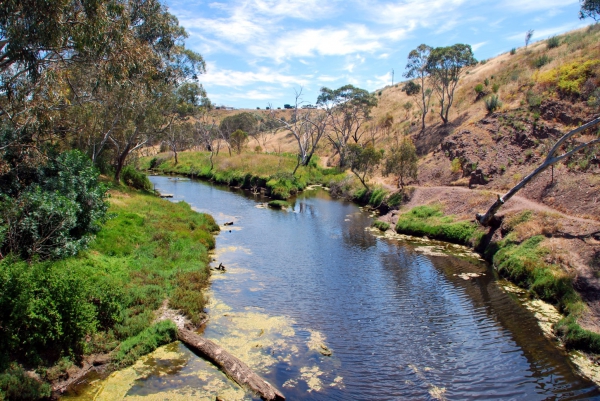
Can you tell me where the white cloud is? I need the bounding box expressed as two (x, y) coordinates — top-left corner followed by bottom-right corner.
(366, 72), (393, 91)
(202, 63), (311, 87)
(364, 0), (468, 27)
(378, 53), (390, 59)
(248, 26), (382, 61)
(471, 41), (488, 51)
(500, 0), (578, 12)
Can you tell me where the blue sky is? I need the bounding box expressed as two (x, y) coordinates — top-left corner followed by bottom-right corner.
(166, 0), (592, 109)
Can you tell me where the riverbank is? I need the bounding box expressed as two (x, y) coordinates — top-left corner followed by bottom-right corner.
(0, 186), (219, 399)
(374, 185), (600, 368)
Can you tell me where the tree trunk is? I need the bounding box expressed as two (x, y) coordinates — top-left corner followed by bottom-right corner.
(177, 328), (285, 401)
(477, 117), (600, 226)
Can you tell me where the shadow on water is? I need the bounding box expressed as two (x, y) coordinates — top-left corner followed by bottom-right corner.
(66, 176), (600, 400)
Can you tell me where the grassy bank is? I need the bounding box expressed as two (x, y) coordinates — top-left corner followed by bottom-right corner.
(389, 205), (600, 355)
(140, 151), (346, 199)
(0, 186), (218, 397)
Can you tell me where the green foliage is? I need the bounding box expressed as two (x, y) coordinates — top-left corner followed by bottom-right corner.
(0, 258), (99, 364)
(268, 200), (290, 209)
(347, 144), (384, 190)
(526, 90), (542, 108)
(538, 59), (600, 96)
(382, 137), (418, 188)
(510, 48), (517, 55)
(110, 320), (177, 369)
(0, 363), (51, 400)
(450, 157), (462, 173)
(546, 36), (560, 49)
(493, 236), (578, 310)
(230, 129), (249, 154)
(485, 95), (502, 113)
(121, 166), (152, 191)
(474, 83), (484, 94)
(579, 0), (600, 20)
(372, 220), (390, 231)
(532, 54), (551, 68)
(492, 83), (500, 93)
(402, 81), (421, 96)
(555, 316), (600, 354)
(0, 150), (108, 260)
(368, 188), (388, 207)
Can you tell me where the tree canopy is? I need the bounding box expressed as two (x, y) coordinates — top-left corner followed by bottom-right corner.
(580, 0), (600, 19)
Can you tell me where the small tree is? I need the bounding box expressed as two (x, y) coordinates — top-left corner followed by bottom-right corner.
(346, 144), (383, 191)
(230, 129), (248, 154)
(525, 29), (534, 48)
(382, 137), (418, 188)
(404, 45), (433, 132)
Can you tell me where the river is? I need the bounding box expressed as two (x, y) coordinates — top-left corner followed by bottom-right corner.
(67, 176), (600, 400)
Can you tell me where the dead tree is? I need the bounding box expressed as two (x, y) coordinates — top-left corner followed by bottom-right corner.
(477, 117), (600, 226)
(178, 328), (285, 401)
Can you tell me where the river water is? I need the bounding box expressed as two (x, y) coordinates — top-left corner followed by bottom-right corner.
(69, 176), (600, 400)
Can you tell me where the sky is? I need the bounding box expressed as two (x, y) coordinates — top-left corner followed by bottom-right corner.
(165, 0), (592, 109)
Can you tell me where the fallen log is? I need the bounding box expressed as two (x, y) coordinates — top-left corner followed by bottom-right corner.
(177, 328), (285, 401)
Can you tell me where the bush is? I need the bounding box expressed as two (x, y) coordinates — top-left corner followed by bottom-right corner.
(0, 259), (99, 364)
(0, 150), (108, 260)
(492, 83), (500, 93)
(451, 158), (462, 173)
(510, 47), (516, 55)
(533, 54), (551, 69)
(0, 363), (52, 400)
(485, 95), (502, 113)
(268, 200), (290, 209)
(547, 36), (560, 49)
(474, 83), (484, 94)
(121, 166), (152, 191)
(538, 59), (600, 96)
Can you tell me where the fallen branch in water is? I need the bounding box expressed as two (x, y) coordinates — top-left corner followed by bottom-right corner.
(177, 328), (285, 401)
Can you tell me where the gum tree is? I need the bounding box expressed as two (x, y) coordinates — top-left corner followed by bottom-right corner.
(317, 84), (378, 168)
(426, 44), (476, 125)
(404, 44), (433, 132)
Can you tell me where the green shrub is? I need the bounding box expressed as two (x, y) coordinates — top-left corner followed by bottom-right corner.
(485, 95), (502, 113)
(0, 150), (108, 260)
(474, 83), (484, 94)
(268, 200), (290, 209)
(451, 158), (462, 173)
(121, 166), (152, 191)
(492, 83), (500, 93)
(526, 90), (542, 108)
(0, 259), (99, 364)
(547, 36), (560, 49)
(533, 54), (551, 69)
(0, 363), (51, 400)
(510, 48), (516, 55)
(369, 188), (387, 207)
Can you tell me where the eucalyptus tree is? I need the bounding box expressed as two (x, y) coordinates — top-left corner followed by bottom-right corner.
(580, 0), (600, 19)
(403, 44), (433, 132)
(346, 143), (383, 191)
(317, 84), (378, 168)
(426, 44), (476, 125)
(268, 89), (327, 174)
(219, 112), (258, 156)
(382, 137), (418, 189)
